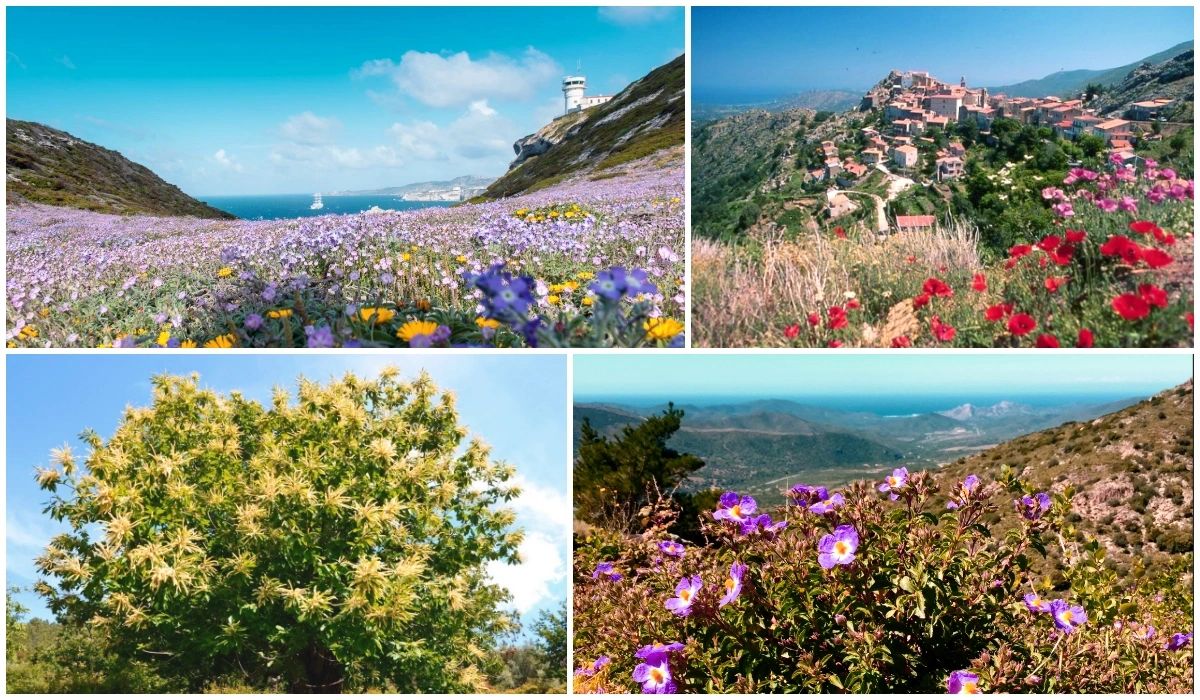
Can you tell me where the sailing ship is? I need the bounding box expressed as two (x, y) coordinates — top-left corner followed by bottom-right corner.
(310, 193), (324, 210)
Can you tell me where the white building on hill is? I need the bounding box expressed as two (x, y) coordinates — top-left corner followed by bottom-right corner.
(562, 75), (613, 114)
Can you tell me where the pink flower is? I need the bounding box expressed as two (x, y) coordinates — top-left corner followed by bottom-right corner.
(1118, 196), (1138, 213)
(1095, 198), (1118, 213)
(1052, 202), (1074, 218)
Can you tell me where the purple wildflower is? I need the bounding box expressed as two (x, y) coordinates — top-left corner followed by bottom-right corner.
(658, 541), (686, 557)
(809, 492), (845, 515)
(1049, 599), (1087, 633)
(878, 467), (908, 500)
(713, 492), (756, 523)
(575, 655), (611, 677)
(1166, 632), (1193, 651)
(664, 575), (702, 616)
(304, 324), (335, 348)
(244, 313), (264, 332)
(817, 524), (859, 569)
(947, 670), (981, 694)
(589, 267), (658, 302)
(719, 562), (747, 608)
(740, 513), (787, 536)
(948, 474), (981, 510)
(634, 642), (683, 663)
(632, 656), (676, 694)
(1023, 592), (1051, 613)
(1017, 492), (1051, 520)
(591, 562), (622, 582)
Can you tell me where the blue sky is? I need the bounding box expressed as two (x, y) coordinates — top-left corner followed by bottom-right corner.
(6, 6), (683, 195)
(575, 353), (1194, 407)
(693, 6), (1194, 102)
(6, 354), (568, 628)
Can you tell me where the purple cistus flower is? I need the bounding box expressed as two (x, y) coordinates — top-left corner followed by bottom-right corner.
(1049, 599), (1087, 633)
(664, 575), (702, 616)
(1023, 592), (1051, 613)
(740, 513), (787, 536)
(1165, 632), (1193, 651)
(591, 562), (622, 582)
(1139, 625), (1156, 641)
(1017, 492), (1051, 520)
(719, 562), (747, 608)
(788, 483), (829, 507)
(658, 541), (686, 557)
(817, 524), (859, 569)
(878, 467), (909, 500)
(947, 670), (981, 694)
(713, 492), (756, 523)
(809, 492), (845, 515)
(632, 656), (676, 694)
(575, 655), (611, 677)
(948, 474), (981, 510)
(634, 642), (683, 664)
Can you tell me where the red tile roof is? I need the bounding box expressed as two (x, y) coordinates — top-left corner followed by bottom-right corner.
(896, 215), (936, 228)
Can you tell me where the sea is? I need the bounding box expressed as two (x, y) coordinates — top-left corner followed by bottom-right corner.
(199, 194), (452, 221)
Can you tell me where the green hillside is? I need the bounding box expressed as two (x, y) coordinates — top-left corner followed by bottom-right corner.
(989, 41), (1193, 97)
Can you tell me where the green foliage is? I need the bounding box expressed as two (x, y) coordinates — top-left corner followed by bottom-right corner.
(573, 468), (1194, 693)
(574, 405), (705, 533)
(533, 603), (569, 679)
(32, 369), (524, 692)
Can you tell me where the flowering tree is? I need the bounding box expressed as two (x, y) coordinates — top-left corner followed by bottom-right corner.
(33, 369), (524, 692)
(574, 466), (1194, 693)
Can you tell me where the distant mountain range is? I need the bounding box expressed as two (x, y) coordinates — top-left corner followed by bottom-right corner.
(575, 395), (1143, 504)
(988, 40), (1193, 98)
(327, 175), (495, 201)
(479, 54), (683, 199)
(6, 119), (234, 219)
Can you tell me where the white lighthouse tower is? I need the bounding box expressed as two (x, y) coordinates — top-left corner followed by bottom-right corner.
(563, 75), (587, 114)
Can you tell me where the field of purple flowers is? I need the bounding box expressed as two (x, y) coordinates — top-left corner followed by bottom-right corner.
(574, 467), (1194, 693)
(6, 162), (684, 348)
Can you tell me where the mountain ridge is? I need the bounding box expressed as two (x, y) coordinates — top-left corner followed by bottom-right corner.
(988, 40), (1193, 98)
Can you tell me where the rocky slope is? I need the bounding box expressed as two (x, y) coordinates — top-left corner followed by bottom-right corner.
(6, 119), (234, 219)
(1092, 50), (1194, 121)
(941, 381), (1193, 575)
(480, 55), (684, 199)
(989, 41), (1194, 98)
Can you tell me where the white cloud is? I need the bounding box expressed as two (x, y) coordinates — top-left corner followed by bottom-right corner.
(598, 7), (675, 26)
(279, 111), (342, 145)
(508, 473), (571, 532)
(486, 530), (566, 614)
(212, 148), (244, 172)
(356, 48), (560, 108)
(388, 99), (515, 162)
(269, 142), (402, 170)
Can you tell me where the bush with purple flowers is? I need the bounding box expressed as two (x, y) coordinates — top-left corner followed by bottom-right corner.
(574, 465), (1193, 693)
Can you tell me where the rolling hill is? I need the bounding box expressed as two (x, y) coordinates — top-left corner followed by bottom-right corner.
(575, 395), (1143, 504)
(479, 55), (684, 199)
(6, 119), (234, 219)
(989, 41), (1193, 98)
(940, 381), (1193, 575)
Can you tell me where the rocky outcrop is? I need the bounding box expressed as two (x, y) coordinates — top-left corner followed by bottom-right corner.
(1092, 50), (1194, 118)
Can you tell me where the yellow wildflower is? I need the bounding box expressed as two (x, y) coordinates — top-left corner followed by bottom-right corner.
(456, 255), (468, 264)
(402, 253), (412, 262)
(217, 267), (233, 278)
(475, 317), (501, 330)
(38, 308), (50, 318)
(156, 330), (171, 347)
(547, 295), (560, 305)
(358, 307), (396, 324)
(576, 271), (595, 281)
(180, 340), (198, 348)
(582, 297), (594, 307)
(267, 309), (293, 319)
(644, 317), (684, 342)
(204, 333), (237, 349)
(397, 320), (439, 342)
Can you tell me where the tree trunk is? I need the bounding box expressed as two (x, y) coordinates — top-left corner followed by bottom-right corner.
(290, 641), (345, 693)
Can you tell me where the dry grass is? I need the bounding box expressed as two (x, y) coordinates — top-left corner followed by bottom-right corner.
(692, 221), (983, 347)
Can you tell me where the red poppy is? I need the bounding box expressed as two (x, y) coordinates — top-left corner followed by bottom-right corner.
(1004, 257), (1019, 270)
(1009, 244), (1033, 259)
(1187, 313), (1194, 331)
(984, 303), (1014, 322)
(1076, 328), (1094, 348)
(829, 340), (844, 348)
(834, 226), (847, 239)
(846, 298), (861, 310)
(1034, 334), (1060, 348)
(930, 316), (956, 343)
(912, 293), (931, 309)
(827, 306), (848, 330)
(1139, 248), (1173, 269)
(1099, 235), (1142, 264)
(922, 277), (954, 298)
(1064, 229), (1087, 243)
(890, 335), (912, 348)
(1036, 235), (1061, 252)
(1111, 293), (1150, 320)
(1154, 229), (1176, 246)
(1047, 244), (1075, 266)
(1128, 220), (1159, 235)
(784, 323), (801, 339)
(1007, 313), (1037, 336)
(1044, 276), (1067, 293)
(972, 273), (987, 292)
(808, 312), (821, 327)
(1138, 283), (1168, 309)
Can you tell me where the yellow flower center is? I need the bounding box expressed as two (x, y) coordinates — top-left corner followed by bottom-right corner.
(725, 578), (736, 592)
(1061, 610), (1074, 622)
(963, 681), (979, 694)
(680, 589), (691, 602)
(397, 320), (440, 342)
(649, 668), (665, 683)
(835, 542), (849, 556)
(730, 505), (741, 518)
